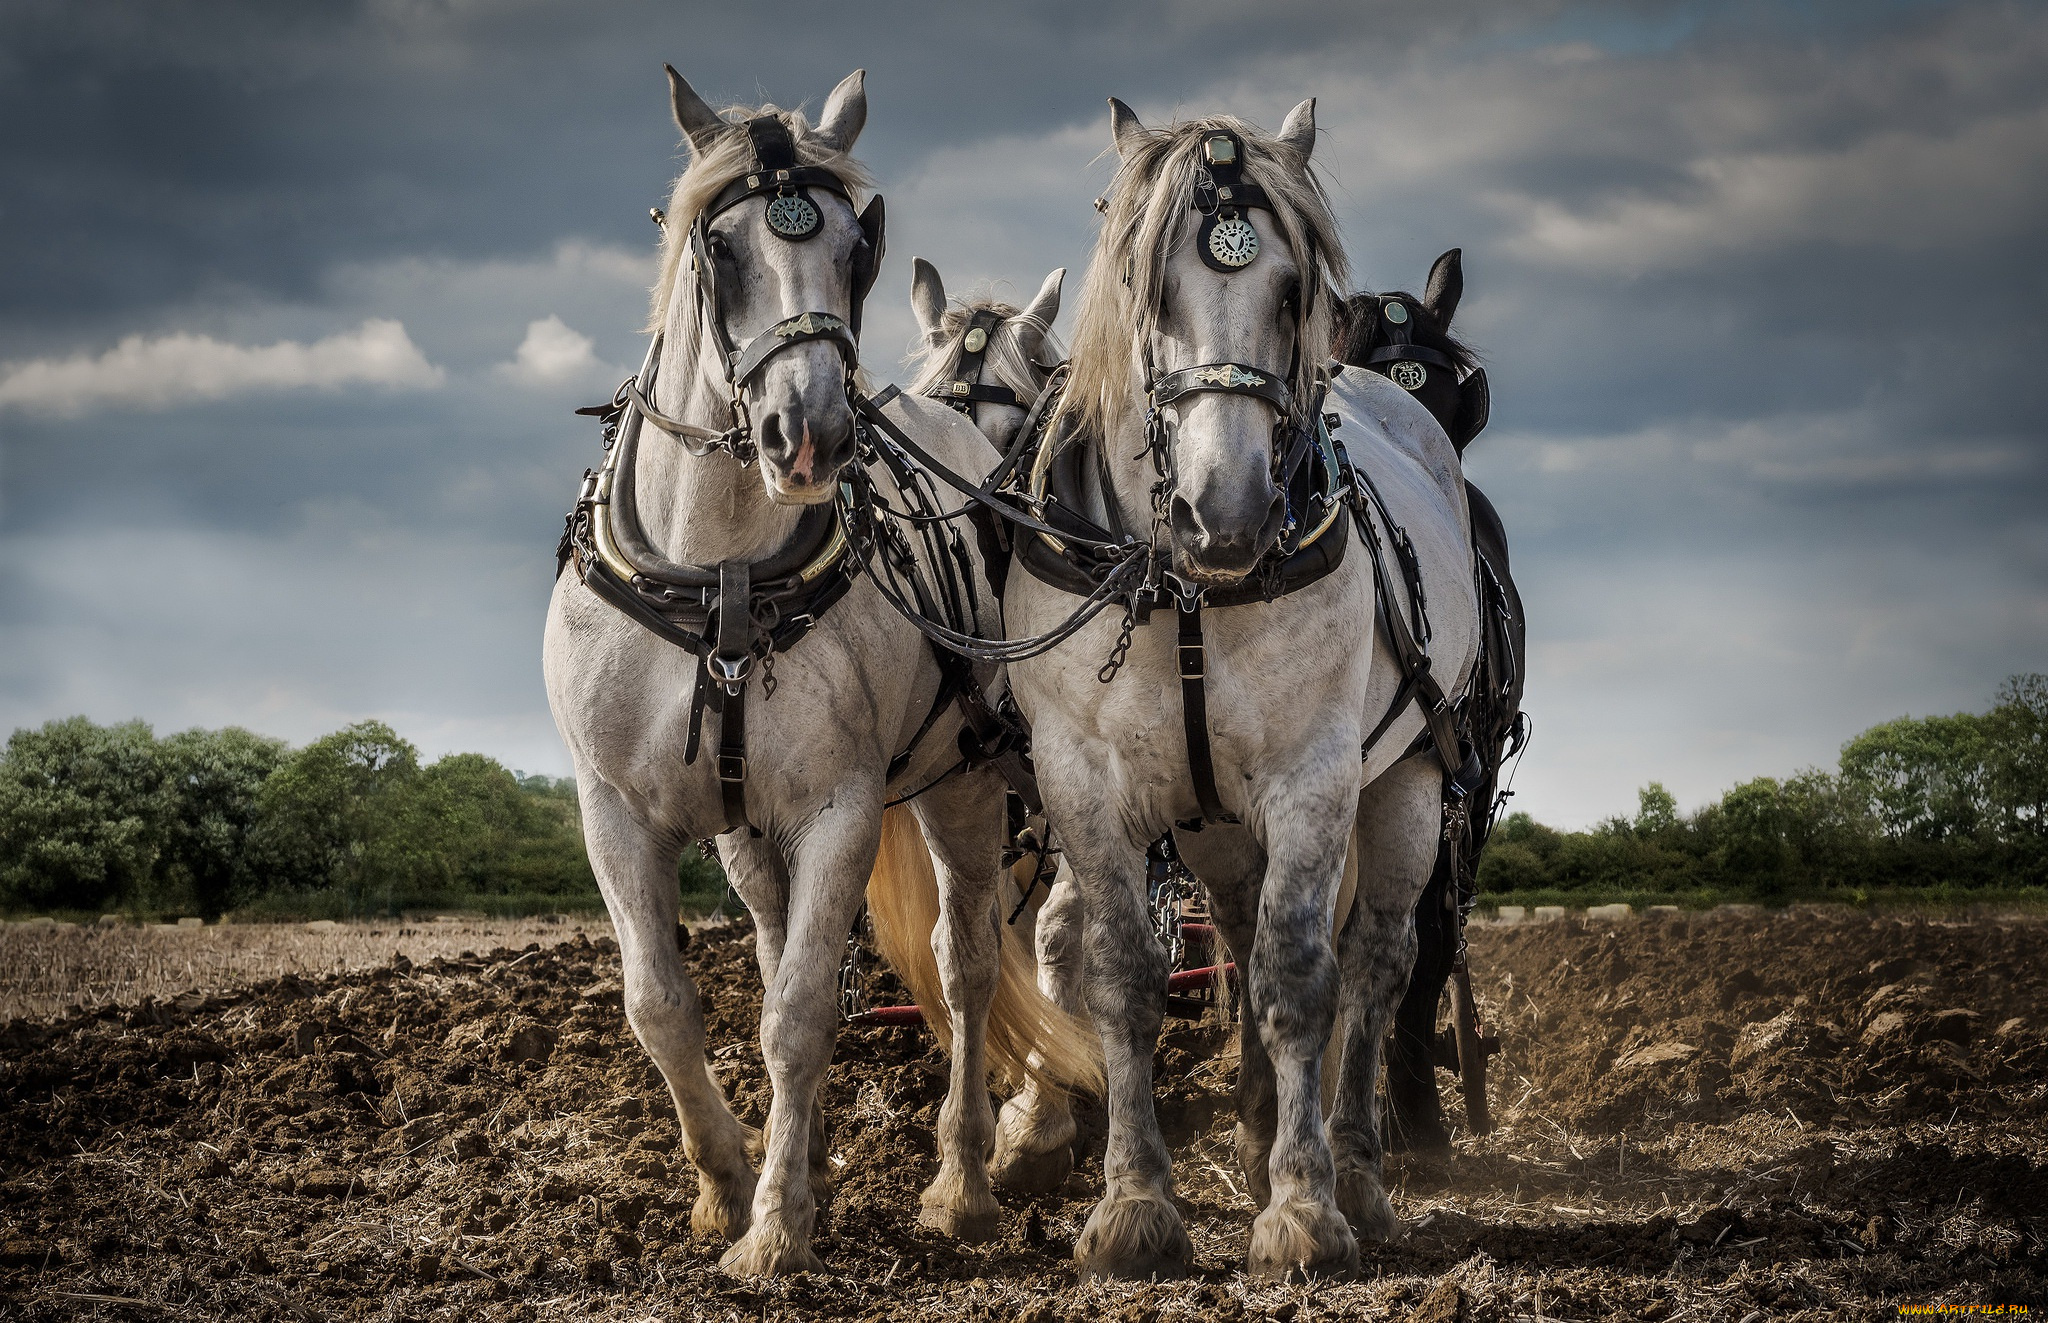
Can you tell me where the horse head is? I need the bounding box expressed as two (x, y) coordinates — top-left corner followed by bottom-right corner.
(1065, 99), (1347, 585)
(907, 257), (1064, 454)
(1338, 249), (1489, 453)
(655, 67), (883, 504)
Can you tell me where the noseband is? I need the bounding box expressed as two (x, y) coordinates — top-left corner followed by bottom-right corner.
(630, 113), (887, 464)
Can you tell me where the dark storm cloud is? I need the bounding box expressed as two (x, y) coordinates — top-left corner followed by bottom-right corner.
(1, 0), (2043, 822)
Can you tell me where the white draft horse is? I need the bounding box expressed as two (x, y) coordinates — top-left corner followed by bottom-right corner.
(543, 68), (1093, 1278)
(998, 102), (1482, 1278)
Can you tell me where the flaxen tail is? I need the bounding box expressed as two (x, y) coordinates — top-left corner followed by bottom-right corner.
(865, 805), (1104, 1095)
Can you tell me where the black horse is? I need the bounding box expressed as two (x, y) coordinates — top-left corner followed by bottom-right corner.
(1339, 249), (1528, 1151)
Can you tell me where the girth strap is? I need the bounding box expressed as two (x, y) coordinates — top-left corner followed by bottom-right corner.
(1177, 600), (1237, 826)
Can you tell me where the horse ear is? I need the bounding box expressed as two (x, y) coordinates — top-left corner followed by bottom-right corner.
(816, 68), (867, 152)
(666, 65), (727, 155)
(1109, 98), (1147, 158)
(1016, 268), (1066, 364)
(1277, 98), (1316, 160)
(910, 258), (948, 345)
(1424, 248), (1464, 326)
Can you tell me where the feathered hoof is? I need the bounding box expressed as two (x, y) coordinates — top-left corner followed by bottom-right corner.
(1246, 1197), (1359, 1281)
(1073, 1192), (1192, 1280)
(918, 1194), (1002, 1243)
(991, 1142), (1072, 1196)
(1334, 1161), (1403, 1243)
(993, 1094), (1077, 1195)
(919, 1161), (1002, 1243)
(691, 1173), (755, 1241)
(1234, 1121), (1274, 1207)
(718, 1221), (824, 1278)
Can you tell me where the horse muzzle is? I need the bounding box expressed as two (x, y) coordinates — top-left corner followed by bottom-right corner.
(757, 403), (855, 504)
(1167, 488), (1286, 584)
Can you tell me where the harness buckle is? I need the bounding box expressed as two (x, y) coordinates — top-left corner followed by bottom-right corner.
(1178, 641), (1205, 679)
(716, 752), (747, 783)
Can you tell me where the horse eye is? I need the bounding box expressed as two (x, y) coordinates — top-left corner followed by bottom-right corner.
(706, 232), (736, 262)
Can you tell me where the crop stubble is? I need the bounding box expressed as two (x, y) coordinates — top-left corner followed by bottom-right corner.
(0, 908), (2041, 1320)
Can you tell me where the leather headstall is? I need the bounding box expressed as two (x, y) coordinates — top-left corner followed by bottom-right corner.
(554, 117), (890, 837)
(668, 113), (887, 465)
(924, 308), (1021, 421)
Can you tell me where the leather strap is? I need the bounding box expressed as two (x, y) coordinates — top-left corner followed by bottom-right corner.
(1177, 600), (1236, 825)
(1151, 363), (1293, 415)
(727, 312), (857, 389)
(1364, 344), (1459, 373)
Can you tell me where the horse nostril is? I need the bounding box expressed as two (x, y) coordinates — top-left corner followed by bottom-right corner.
(757, 411), (786, 459)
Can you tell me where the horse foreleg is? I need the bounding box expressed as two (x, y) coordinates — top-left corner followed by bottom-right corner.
(1173, 826), (1273, 1207)
(1329, 758), (1441, 1243)
(719, 798), (880, 1278)
(909, 769), (1006, 1242)
(994, 860), (1082, 1195)
(1243, 776), (1359, 1280)
(579, 777), (757, 1242)
(1065, 820), (1191, 1280)
(722, 838), (831, 1205)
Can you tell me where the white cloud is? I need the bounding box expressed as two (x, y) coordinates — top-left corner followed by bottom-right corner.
(497, 314), (610, 386)
(0, 318), (444, 417)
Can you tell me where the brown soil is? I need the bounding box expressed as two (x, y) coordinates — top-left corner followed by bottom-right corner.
(0, 907), (2041, 1320)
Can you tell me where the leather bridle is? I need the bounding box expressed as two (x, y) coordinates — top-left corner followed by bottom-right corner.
(1357, 294), (1458, 392)
(923, 307), (1022, 422)
(631, 113), (887, 465)
(1136, 131), (1323, 556)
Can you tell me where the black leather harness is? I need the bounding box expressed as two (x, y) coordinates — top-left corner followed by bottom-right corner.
(556, 116), (902, 838)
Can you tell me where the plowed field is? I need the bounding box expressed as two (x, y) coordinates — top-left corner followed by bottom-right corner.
(1, 907), (2041, 1320)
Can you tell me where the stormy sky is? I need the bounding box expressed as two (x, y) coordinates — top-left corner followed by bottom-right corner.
(2, 1), (2043, 827)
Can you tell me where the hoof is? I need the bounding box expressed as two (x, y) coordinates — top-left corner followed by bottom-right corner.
(993, 1093), (1076, 1195)
(719, 1223), (824, 1278)
(1247, 1197), (1359, 1280)
(1334, 1161), (1402, 1242)
(692, 1187), (757, 1253)
(1074, 1191), (1192, 1280)
(919, 1196), (1002, 1243)
(1234, 1121), (1274, 1207)
(992, 1140), (1073, 1196)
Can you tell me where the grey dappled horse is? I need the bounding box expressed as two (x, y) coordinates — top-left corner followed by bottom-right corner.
(543, 69), (1074, 1278)
(997, 103), (1482, 1279)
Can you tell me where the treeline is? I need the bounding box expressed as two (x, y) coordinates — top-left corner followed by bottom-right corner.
(1480, 673), (2048, 900)
(0, 717), (719, 920)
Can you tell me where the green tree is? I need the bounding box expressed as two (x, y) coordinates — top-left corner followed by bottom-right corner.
(1841, 712), (1990, 842)
(246, 720), (428, 915)
(155, 726), (289, 915)
(1984, 673), (2047, 841)
(0, 718), (169, 912)
(1634, 782), (1680, 838)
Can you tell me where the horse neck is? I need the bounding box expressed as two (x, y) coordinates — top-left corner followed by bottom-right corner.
(632, 321), (804, 566)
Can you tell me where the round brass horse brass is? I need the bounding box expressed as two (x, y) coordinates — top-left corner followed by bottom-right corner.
(1390, 360), (1427, 391)
(1207, 216), (1260, 268)
(765, 192), (821, 239)
(1383, 300), (1410, 324)
(962, 327), (989, 353)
